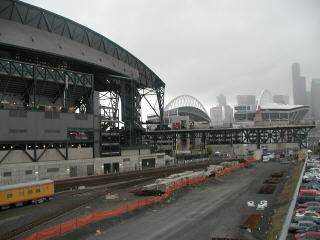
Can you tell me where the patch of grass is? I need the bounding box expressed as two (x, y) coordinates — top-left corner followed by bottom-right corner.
(267, 161), (304, 240)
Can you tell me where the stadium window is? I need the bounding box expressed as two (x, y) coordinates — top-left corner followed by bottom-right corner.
(28, 190), (33, 195)
(47, 168), (59, 173)
(36, 189), (40, 193)
(19, 192), (24, 196)
(3, 172), (11, 177)
(7, 193), (13, 198)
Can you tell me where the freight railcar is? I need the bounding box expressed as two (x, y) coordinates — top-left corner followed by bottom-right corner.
(0, 179), (54, 210)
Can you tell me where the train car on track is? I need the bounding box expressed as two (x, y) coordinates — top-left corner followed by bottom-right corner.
(0, 179), (54, 210)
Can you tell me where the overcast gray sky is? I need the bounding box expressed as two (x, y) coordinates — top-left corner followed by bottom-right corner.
(23, 0), (320, 116)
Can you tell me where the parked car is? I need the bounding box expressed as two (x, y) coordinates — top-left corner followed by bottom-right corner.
(296, 225), (320, 233)
(309, 168), (320, 173)
(301, 181), (320, 191)
(296, 207), (320, 215)
(280, 158), (290, 164)
(298, 202), (320, 209)
(292, 216), (320, 224)
(301, 211), (320, 218)
(303, 173), (319, 183)
(295, 231), (320, 239)
(300, 190), (320, 197)
(307, 159), (320, 163)
(289, 221), (316, 233)
(296, 211), (320, 218)
(297, 196), (320, 204)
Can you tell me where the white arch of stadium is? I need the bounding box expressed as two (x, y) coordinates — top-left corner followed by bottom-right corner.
(164, 95), (210, 122)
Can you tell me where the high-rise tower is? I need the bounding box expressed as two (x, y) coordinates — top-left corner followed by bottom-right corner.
(292, 63), (307, 105)
(311, 78), (320, 120)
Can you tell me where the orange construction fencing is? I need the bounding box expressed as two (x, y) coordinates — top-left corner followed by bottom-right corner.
(76, 214), (94, 228)
(35, 225), (60, 240)
(23, 233), (37, 240)
(23, 159), (257, 240)
(126, 201), (140, 211)
(93, 210), (115, 220)
(60, 219), (77, 234)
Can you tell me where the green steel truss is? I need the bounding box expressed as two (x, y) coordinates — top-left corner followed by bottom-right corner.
(144, 125), (315, 149)
(0, 57), (94, 113)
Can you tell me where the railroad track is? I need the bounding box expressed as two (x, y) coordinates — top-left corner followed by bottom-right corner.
(0, 177), (155, 240)
(1, 159), (241, 240)
(55, 159), (236, 192)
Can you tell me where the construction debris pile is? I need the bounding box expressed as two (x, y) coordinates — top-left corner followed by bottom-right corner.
(131, 161), (240, 196)
(219, 161), (240, 169)
(258, 171), (284, 194)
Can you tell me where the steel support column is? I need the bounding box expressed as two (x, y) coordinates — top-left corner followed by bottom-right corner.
(120, 80), (142, 146)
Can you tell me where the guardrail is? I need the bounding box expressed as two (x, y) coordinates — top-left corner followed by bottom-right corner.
(278, 158), (307, 240)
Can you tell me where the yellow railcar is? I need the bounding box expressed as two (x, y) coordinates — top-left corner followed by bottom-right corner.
(0, 179), (54, 210)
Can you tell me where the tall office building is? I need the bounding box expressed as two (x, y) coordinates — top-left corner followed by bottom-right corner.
(234, 95), (256, 125)
(311, 78), (320, 120)
(211, 94), (233, 126)
(210, 106), (223, 126)
(217, 94), (227, 107)
(292, 63), (307, 105)
(223, 105), (234, 124)
(273, 95), (289, 105)
(236, 95), (256, 109)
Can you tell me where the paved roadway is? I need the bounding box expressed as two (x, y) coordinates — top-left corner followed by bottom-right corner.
(55, 162), (293, 240)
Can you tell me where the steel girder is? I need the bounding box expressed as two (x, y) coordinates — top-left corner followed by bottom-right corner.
(0, 58), (93, 87)
(99, 75), (165, 147)
(0, 141), (71, 163)
(99, 91), (120, 156)
(144, 125), (315, 149)
(0, 0), (165, 89)
(120, 80), (143, 145)
(140, 86), (165, 127)
(0, 57), (94, 112)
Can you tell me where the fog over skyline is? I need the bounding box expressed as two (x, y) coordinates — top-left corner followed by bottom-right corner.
(24, 0), (320, 116)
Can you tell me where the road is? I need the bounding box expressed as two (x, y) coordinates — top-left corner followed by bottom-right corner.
(54, 162), (293, 240)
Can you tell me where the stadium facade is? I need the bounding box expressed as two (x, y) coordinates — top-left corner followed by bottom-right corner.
(234, 90), (309, 127)
(148, 95), (210, 128)
(0, 0), (167, 184)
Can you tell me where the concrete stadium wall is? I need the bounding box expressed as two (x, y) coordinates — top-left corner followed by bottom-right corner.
(121, 148), (151, 156)
(0, 153), (166, 185)
(0, 109), (93, 142)
(0, 148), (93, 164)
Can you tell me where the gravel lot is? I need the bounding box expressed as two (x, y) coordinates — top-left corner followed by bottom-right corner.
(0, 180), (150, 240)
(51, 161), (295, 240)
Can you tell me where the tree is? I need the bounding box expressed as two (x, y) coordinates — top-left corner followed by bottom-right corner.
(189, 145), (193, 152)
(206, 146), (213, 155)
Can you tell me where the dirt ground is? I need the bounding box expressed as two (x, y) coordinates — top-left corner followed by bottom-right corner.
(50, 161), (295, 240)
